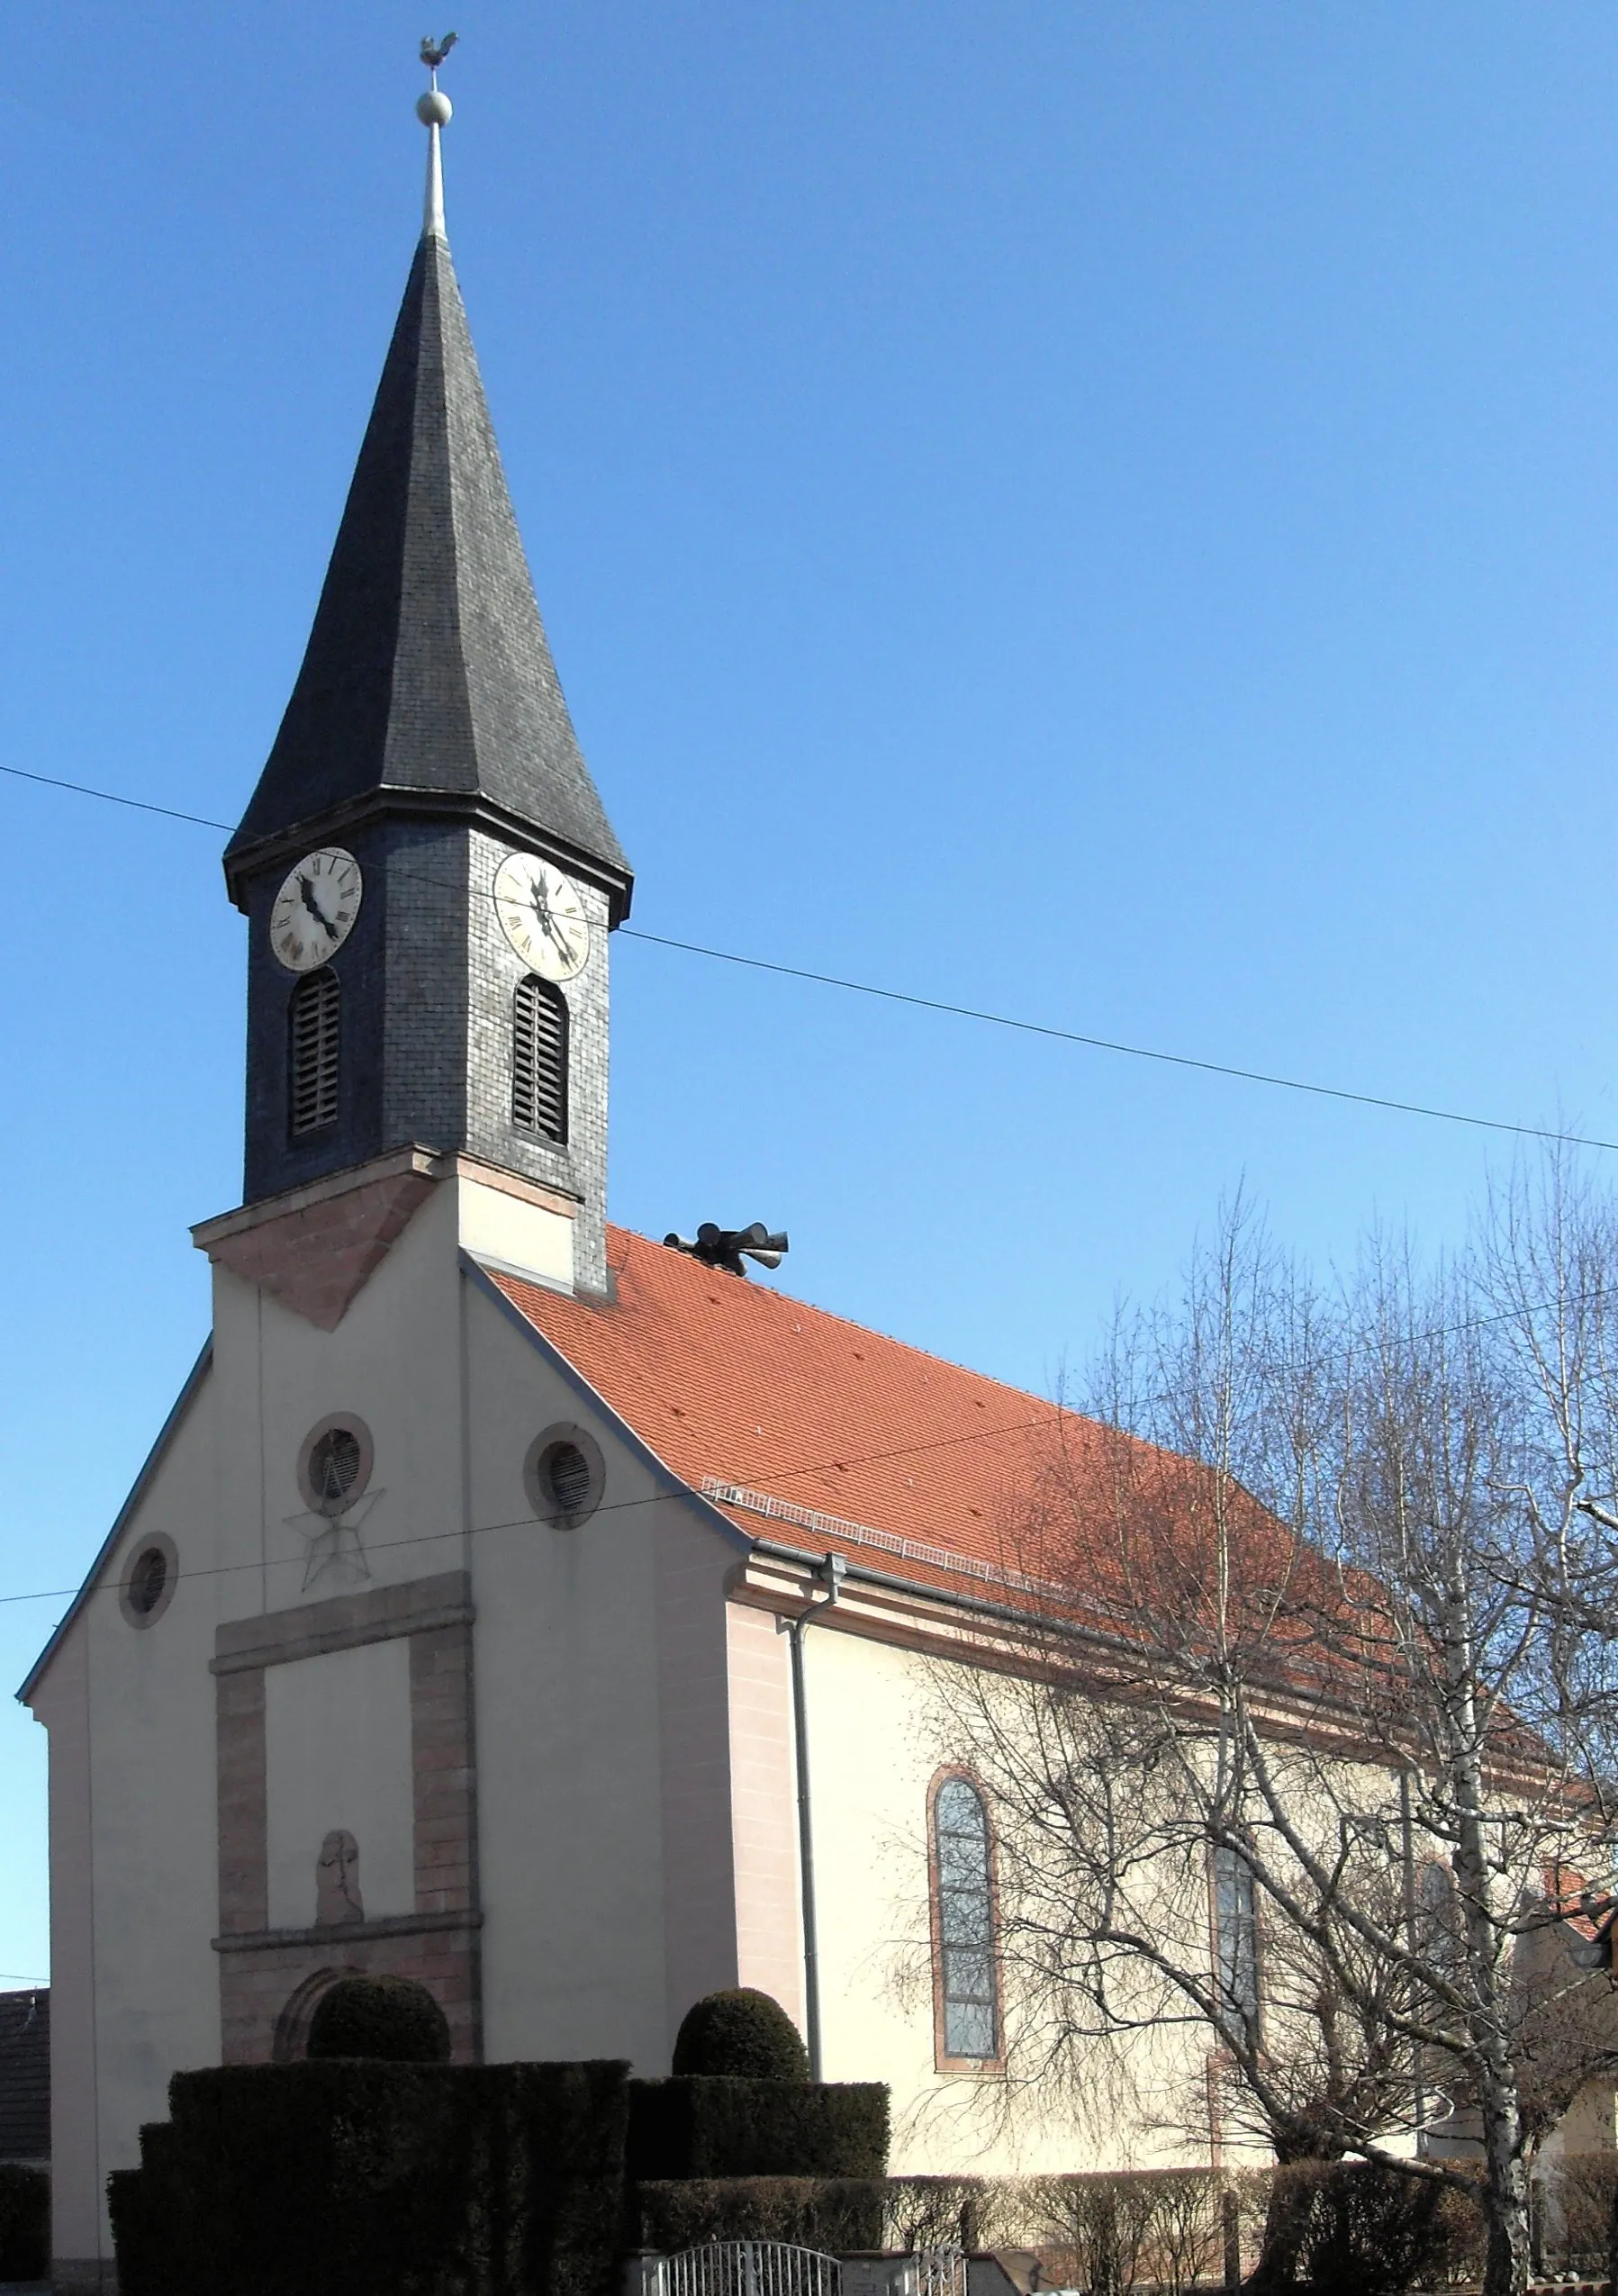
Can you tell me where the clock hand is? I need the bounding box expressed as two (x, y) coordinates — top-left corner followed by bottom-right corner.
(299, 877), (339, 940)
(529, 876), (571, 954)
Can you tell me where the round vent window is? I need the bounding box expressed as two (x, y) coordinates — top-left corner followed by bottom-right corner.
(310, 1428), (362, 1510)
(546, 1443), (592, 1516)
(523, 1424), (605, 1529)
(130, 1548), (167, 1614)
(120, 1533), (177, 1629)
(297, 1415), (375, 1517)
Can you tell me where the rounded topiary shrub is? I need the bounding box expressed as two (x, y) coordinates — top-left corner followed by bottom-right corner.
(305, 1975), (452, 2063)
(673, 1988), (809, 2080)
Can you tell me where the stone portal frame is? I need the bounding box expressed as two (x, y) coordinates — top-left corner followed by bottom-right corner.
(211, 1570), (481, 2063)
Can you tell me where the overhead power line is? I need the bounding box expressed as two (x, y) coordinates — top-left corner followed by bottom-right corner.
(622, 929), (1615, 1153)
(0, 756), (1611, 1154)
(0, 1265), (1613, 1620)
(0, 1406), (1062, 1613)
(0, 761), (231, 833)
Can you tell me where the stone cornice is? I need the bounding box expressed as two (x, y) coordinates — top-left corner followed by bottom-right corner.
(212, 1909), (482, 1954)
(223, 787), (634, 927)
(212, 1570), (472, 1674)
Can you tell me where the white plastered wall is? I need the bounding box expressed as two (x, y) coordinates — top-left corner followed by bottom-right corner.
(27, 1176), (503, 2261)
(27, 1368), (224, 2267)
(30, 1160), (764, 2275)
(206, 1181), (473, 1628)
(453, 1168), (573, 1290)
(797, 1614), (1207, 2174)
(40, 1143), (1246, 2255)
(264, 1639), (415, 1929)
(463, 1276), (746, 2070)
(727, 1601), (803, 2026)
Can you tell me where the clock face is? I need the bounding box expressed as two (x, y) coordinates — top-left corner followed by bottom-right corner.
(269, 848), (364, 973)
(493, 853), (591, 981)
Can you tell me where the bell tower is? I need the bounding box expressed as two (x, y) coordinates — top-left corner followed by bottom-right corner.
(222, 68), (630, 1295)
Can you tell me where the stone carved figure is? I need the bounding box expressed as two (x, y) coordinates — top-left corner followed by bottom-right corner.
(315, 1829), (365, 1926)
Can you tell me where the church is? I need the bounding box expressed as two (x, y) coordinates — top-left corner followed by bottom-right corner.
(22, 77), (1123, 2287)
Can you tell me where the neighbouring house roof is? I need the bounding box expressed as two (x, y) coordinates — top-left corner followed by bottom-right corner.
(1541, 1865), (1618, 1948)
(0, 1991), (48, 2163)
(486, 1226), (1110, 1610)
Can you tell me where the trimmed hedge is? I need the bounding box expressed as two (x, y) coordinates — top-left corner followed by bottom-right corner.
(0, 2162), (49, 2282)
(627, 2078), (890, 2182)
(108, 2058), (628, 2296)
(672, 1992), (809, 2082)
(1549, 2151), (1618, 2277)
(879, 2176), (993, 2254)
(1268, 2159), (1483, 2296)
(306, 1974), (452, 2063)
(634, 2178), (886, 2254)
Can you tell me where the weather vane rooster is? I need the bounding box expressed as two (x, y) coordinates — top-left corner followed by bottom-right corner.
(420, 32), (459, 77)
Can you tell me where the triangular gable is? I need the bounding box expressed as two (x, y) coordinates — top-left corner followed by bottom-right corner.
(16, 1342), (212, 1705)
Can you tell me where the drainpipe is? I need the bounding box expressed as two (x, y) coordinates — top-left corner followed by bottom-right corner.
(1400, 1768), (1428, 2151)
(781, 1551), (846, 2080)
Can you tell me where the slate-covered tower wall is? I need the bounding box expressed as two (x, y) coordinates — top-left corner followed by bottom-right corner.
(225, 200), (629, 1293)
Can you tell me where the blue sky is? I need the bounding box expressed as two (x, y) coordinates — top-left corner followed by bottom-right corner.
(4, 3), (1618, 1983)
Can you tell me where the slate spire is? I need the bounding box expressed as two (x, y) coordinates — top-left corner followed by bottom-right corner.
(225, 82), (631, 922)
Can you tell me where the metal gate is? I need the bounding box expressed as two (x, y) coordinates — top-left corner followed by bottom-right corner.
(911, 2249), (968, 2296)
(654, 2243), (843, 2296)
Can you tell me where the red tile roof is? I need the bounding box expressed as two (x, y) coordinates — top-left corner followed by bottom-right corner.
(487, 1233), (1408, 1706)
(486, 1227), (1090, 1605)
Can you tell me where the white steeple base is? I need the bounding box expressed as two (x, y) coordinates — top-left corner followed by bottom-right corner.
(193, 1147), (578, 1329)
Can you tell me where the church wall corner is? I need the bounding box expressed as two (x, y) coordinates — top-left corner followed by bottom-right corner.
(654, 1502), (746, 2054)
(725, 1597), (804, 2031)
(39, 1368), (226, 2262)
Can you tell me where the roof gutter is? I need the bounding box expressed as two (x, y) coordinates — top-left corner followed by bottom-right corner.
(744, 1536), (1400, 1743)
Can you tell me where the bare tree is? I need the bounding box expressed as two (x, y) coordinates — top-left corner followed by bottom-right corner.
(930, 1160), (1618, 2296)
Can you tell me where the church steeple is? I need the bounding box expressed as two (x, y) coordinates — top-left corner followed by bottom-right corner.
(225, 87), (629, 915)
(227, 69), (628, 1294)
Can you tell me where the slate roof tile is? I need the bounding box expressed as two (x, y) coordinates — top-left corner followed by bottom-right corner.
(0, 1990), (48, 2164)
(228, 226), (629, 911)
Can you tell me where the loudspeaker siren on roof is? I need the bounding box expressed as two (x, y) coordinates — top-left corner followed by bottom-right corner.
(664, 1224), (791, 1279)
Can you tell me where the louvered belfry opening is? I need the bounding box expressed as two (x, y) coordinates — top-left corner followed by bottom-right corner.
(512, 974), (568, 1143)
(289, 968), (341, 1136)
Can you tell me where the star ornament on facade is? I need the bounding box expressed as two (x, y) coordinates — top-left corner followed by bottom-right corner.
(285, 1489), (384, 1592)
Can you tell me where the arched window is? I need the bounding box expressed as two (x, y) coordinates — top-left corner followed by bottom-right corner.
(1212, 1842), (1260, 2043)
(513, 975), (568, 1143)
(930, 1775), (999, 2065)
(288, 969), (340, 1137)
(1417, 1859), (1462, 1976)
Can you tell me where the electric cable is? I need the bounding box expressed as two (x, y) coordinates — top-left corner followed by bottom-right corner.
(1, 755), (1613, 1615)
(0, 1405), (1063, 1611)
(0, 759), (1608, 1155)
(0, 1267), (1612, 1617)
